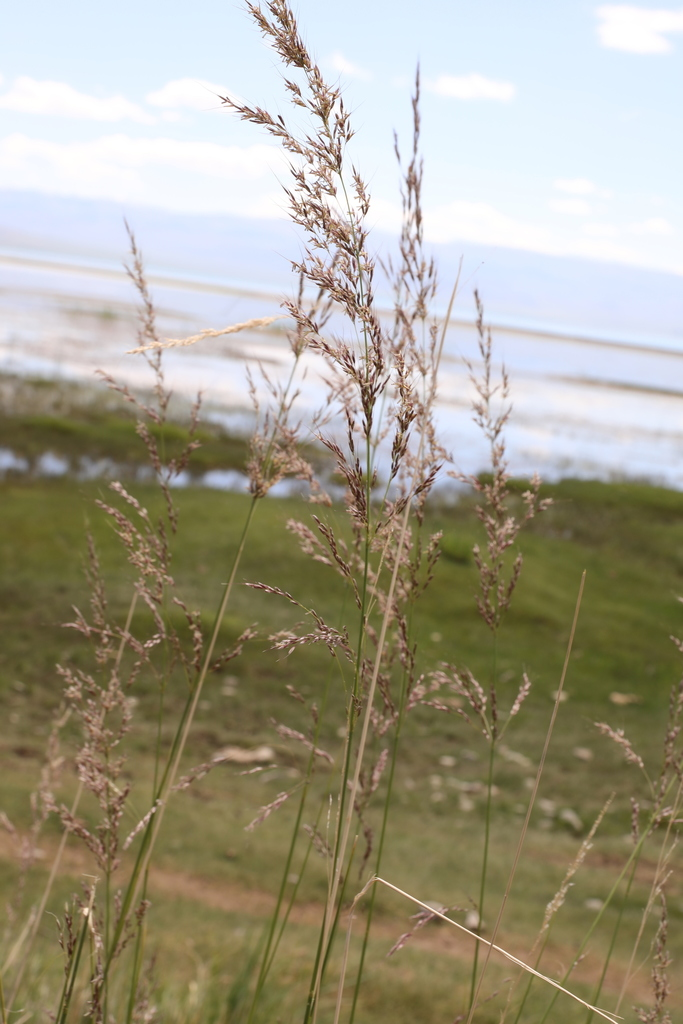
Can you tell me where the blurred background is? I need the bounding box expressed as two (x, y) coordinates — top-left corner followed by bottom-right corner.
(3, 7), (683, 1019)
(1, 0), (683, 483)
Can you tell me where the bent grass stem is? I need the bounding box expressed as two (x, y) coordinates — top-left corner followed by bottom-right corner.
(372, 878), (620, 1024)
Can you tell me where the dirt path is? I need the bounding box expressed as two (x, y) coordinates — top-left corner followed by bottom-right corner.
(0, 832), (659, 1006)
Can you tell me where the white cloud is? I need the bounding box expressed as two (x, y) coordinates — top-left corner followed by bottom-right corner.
(422, 200), (549, 248)
(549, 198), (593, 216)
(328, 52), (371, 81)
(553, 177), (612, 201)
(367, 196), (403, 234)
(596, 5), (683, 54)
(583, 222), (620, 237)
(426, 73), (516, 101)
(554, 177), (598, 195)
(380, 197), (647, 267)
(628, 216), (675, 234)
(0, 76), (154, 123)
(0, 132), (288, 215)
(146, 78), (240, 111)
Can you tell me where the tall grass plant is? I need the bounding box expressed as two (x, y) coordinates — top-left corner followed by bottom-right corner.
(1, 3), (681, 1022)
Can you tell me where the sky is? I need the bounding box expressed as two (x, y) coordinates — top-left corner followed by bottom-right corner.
(2, 0), (683, 275)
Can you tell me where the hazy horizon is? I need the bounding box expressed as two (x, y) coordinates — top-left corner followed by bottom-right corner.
(2, 187), (682, 349)
(2, 187), (683, 489)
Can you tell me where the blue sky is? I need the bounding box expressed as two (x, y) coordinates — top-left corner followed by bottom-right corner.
(2, 0), (682, 274)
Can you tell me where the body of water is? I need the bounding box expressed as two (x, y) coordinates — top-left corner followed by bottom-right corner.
(1, 248), (683, 488)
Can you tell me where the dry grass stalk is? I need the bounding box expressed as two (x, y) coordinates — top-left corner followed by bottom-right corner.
(245, 790), (296, 832)
(453, 292), (551, 636)
(106, 237), (321, 989)
(386, 902), (462, 959)
(616, 777), (683, 1014)
(4, 233), (248, 1019)
(635, 893), (673, 1023)
(540, 795), (613, 941)
(594, 722), (646, 772)
(218, 7), (465, 1020)
(126, 315), (285, 354)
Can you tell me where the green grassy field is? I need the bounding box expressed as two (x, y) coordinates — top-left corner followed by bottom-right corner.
(1, 416), (682, 1021)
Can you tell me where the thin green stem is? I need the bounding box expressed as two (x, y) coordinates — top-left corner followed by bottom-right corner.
(304, 841), (358, 1024)
(510, 937), (549, 1024)
(265, 819), (317, 981)
(321, 278), (459, 1024)
(0, 970), (7, 1024)
(308, 508), (408, 1022)
(583, 862), (635, 1024)
(5, 781), (82, 1012)
(303, 229), (375, 1023)
(468, 633), (498, 1011)
(468, 571), (586, 1023)
(314, 843), (358, 1024)
(55, 885), (96, 1024)
(310, 470), (430, 1022)
(247, 661), (335, 1024)
(348, 664), (410, 1024)
(103, 829), (111, 1023)
(469, 731), (496, 1008)
(334, 875), (376, 1024)
(125, 908), (146, 1024)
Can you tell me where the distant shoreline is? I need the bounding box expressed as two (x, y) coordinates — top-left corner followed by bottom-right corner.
(1, 246), (682, 359)
(3, 245), (683, 489)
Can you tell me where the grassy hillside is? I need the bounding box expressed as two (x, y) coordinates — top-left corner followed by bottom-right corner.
(1, 464), (682, 1021)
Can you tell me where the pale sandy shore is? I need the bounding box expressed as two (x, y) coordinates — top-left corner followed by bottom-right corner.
(2, 252), (683, 487)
